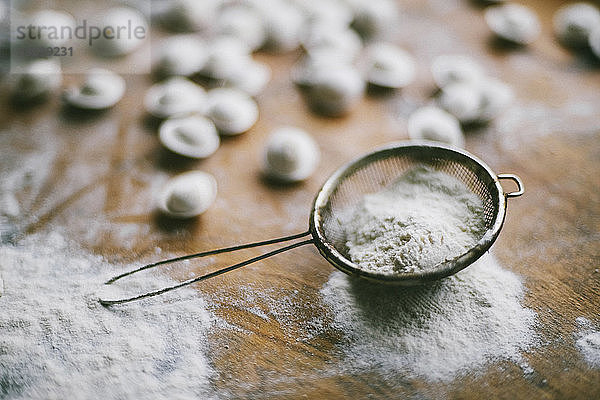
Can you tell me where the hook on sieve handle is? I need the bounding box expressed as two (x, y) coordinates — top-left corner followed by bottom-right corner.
(498, 174), (524, 198)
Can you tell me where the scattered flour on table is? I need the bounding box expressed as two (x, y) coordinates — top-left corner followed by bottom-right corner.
(210, 284), (327, 343)
(320, 253), (538, 382)
(0, 232), (216, 400)
(574, 317), (600, 368)
(344, 166), (487, 274)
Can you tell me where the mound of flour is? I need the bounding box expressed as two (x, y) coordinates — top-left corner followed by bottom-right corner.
(344, 166), (487, 274)
(320, 253), (538, 382)
(0, 232), (215, 400)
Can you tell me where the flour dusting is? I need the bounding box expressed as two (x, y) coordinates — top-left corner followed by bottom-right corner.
(344, 165), (487, 274)
(320, 253), (538, 382)
(574, 317), (600, 368)
(0, 232), (216, 400)
(210, 284), (327, 344)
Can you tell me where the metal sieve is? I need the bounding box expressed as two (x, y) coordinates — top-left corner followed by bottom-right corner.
(100, 141), (523, 305)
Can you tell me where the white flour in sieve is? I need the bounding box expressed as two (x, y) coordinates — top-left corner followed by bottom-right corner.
(344, 165), (487, 274)
(320, 253), (539, 382)
(574, 317), (600, 368)
(0, 232), (216, 400)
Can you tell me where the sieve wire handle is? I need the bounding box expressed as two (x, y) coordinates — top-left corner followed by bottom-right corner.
(498, 174), (524, 198)
(99, 231), (314, 306)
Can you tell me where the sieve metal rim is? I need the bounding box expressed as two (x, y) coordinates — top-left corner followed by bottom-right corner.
(309, 140), (520, 285)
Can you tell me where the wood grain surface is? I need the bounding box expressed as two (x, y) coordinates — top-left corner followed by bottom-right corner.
(1, 0), (599, 398)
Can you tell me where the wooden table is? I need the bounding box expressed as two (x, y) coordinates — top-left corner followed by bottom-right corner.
(1, 0), (599, 398)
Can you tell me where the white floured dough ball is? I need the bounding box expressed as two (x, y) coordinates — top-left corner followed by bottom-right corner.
(407, 106), (464, 147)
(206, 88), (259, 135)
(19, 10), (75, 48)
(301, 24), (363, 61)
(216, 5), (266, 52)
(260, 1), (304, 53)
(476, 78), (513, 123)
(93, 7), (148, 57)
(304, 65), (365, 116)
(438, 78), (513, 124)
(159, 115), (220, 159)
(199, 36), (251, 81)
(349, 0), (399, 40)
(485, 4), (540, 45)
(159, 0), (219, 32)
(64, 69), (125, 110)
(11, 59), (62, 102)
(553, 2), (600, 48)
(297, 0), (353, 28)
(438, 82), (481, 124)
(364, 42), (416, 89)
(221, 59), (271, 97)
(144, 77), (206, 119)
(291, 52), (352, 89)
(197, 36), (267, 94)
(431, 55), (484, 89)
(262, 126), (320, 182)
(157, 171), (217, 218)
(152, 35), (207, 78)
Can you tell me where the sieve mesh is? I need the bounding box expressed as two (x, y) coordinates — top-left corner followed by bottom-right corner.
(311, 142), (506, 283)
